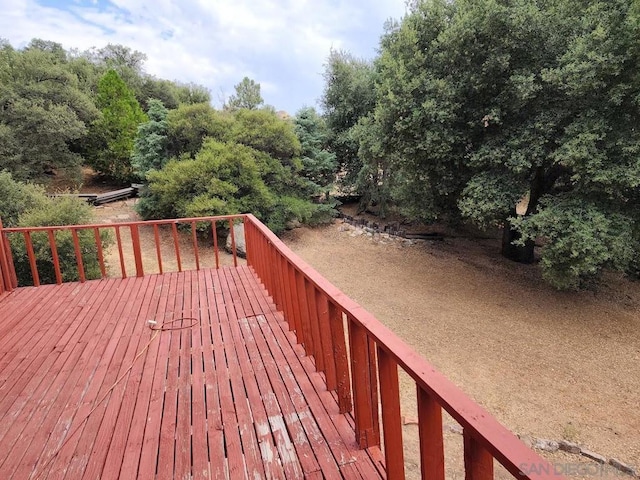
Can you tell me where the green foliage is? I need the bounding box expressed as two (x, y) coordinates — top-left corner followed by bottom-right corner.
(137, 140), (275, 223)
(87, 69), (147, 181)
(335, 0), (640, 288)
(172, 82), (211, 106)
(226, 77), (264, 110)
(0, 41), (99, 181)
(167, 103), (234, 158)
(140, 77), (179, 110)
(267, 196), (336, 234)
(230, 109), (301, 164)
(321, 50), (376, 190)
(0, 172), (108, 285)
(167, 105), (301, 165)
(512, 197), (635, 289)
(137, 138), (332, 234)
(294, 107), (337, 196)
(82, 44), (147, 104)
(0, 171), (48, 227)
(12, 197), (110, 286)
(132, 99), (169, 178)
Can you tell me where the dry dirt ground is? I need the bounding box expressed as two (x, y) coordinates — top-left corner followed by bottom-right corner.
(282, 222), (640, 479)
(92, 199), (243, 275)
(79, 174), (638, 478)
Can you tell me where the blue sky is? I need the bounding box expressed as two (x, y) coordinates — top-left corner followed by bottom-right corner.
(0, 0), (407, 114)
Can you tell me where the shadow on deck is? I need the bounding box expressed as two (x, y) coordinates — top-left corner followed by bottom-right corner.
(0, 267), (383, 479)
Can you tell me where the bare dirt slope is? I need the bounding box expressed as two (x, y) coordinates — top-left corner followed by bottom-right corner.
(282, 221), (640, 476)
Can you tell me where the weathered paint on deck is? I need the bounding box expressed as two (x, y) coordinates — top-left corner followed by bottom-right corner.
(0, 267), (384, 479)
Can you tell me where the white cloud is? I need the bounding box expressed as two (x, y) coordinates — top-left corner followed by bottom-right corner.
(0, 0), (406, 113)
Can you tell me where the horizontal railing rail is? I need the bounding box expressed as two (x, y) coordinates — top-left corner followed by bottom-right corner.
(0, 215), (244, 289)
(243, 214), (563, 480)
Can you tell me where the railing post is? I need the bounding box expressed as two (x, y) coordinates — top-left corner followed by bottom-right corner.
(153, 225), (163, 275)
(243, 220), (252, 267)
(269, 244), (283, 311)
(212, 220), (220, 269)
(279, 256), (295, 331)
(316, 292), (337, 391)
(48, 230), (63, 285)
(418, 387), (445, 480)
(0, 217), (12, 292)
(305, 284), (324, 372)
(463, 430), (494, 480)
(378, 347), (405, 479)
(115, 225), (127, 278)
(93, 228), (107, 279)
(287, 263), (304, 342)
(348, 317), (380, 448)
(171, 223), (182, 272)
(130, 224), (144, 277)
(71, 228), (86, 282)
(1, 223), (17, 289)
(329, 302), (352, 414)
(190, 221), (200, 271)
(229, 218), (238, 267)
(295, 270), (314, 353)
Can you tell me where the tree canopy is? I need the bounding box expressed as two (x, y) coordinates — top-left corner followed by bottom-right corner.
(0, 38), (210, 183)
(322, 0), (640, 289)
(86, 69), (147, 181)
(138, 106), (333, 233)
(132, 99), (169, 178)
(226, 77), (264, 110)
(0, 41), (98, 181)
(321, 50), (376, 192)
(294, 106), (337, 197)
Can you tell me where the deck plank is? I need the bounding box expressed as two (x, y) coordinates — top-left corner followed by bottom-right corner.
(237, 266), (385, 479)
(118, 271), (173, 478)
(214, 268), (268, 480)
(227, 268), (329, 477)
(0, 267), (385, 480)
(61, 276), (151, 480)
(12, 280), (115, 478)
(0, 283), (105, 438)
(219, 268), (293, 479)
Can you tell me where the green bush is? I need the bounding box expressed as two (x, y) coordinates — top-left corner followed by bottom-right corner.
(137, 139), (333, 233)
(0, 172), (110, 286)
(0, 171), (48, 227)
(11, 197), (111, 286)
(513, 197), (635, 290)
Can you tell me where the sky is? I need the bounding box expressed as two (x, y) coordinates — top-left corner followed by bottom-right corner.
(0, 0), (407, 114)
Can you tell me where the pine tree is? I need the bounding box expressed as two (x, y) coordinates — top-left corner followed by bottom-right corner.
(131, 99), (169, 179)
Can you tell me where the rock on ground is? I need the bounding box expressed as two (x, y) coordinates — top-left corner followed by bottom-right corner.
(225, 223), (246, 258)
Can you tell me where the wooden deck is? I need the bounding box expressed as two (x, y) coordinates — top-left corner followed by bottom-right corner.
(0, 266), (385, 479)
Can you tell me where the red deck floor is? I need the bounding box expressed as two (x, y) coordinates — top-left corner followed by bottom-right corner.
(0, 266), (385, 479)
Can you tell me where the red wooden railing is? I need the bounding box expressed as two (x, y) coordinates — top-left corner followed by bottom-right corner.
(0, 218), (13, 294)
(0, 214), (563, 479)
(244, 214), (563, 480)
(0, 215), (243, 289)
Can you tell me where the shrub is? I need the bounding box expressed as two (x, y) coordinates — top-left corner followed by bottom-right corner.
(11, 196), (111, 286)
(137, 139), (333, 233)
(0, 172), (110, 286)
(0, 171), (48, 227)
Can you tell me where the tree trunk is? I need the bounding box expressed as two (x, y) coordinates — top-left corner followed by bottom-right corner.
(501, 165), (555, 264)
(501, 210), (535, 264)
